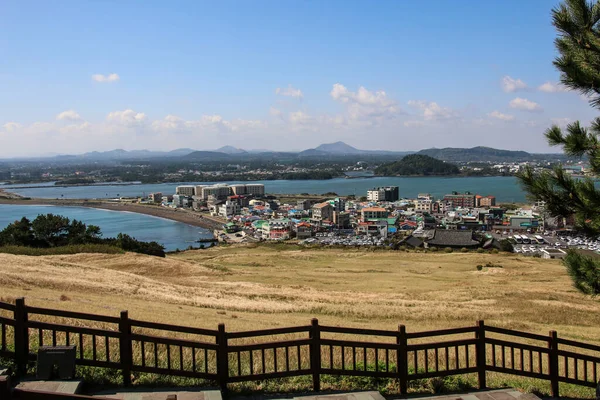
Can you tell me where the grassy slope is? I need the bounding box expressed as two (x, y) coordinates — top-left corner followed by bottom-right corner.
(0, 245), (599, 397)
(1, 244), (599, 338)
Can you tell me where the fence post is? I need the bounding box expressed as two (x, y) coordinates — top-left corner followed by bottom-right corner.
(549, 330), (559, 398)
(397, 325), (408, 395)
(476, 320), (487, 390)
(310, 318), (321, 392)
(14, 297), (29, 377)
(217, 323), (229, 397)
(0, 375), (10, 400)
(119, 311), (132, 386)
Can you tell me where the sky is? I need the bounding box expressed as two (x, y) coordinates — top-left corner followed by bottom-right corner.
(0, 0), (597, 157)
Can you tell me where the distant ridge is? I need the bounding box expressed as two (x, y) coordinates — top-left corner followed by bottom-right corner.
(215, 146), (247, 154)
(1, 143), (567, 162)
(314, 141), (363, 154)
(417, 146), (532, 162)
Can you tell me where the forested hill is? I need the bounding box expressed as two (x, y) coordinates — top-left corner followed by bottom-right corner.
(416, 146), (531, 162)
(374, 154), (460, 176)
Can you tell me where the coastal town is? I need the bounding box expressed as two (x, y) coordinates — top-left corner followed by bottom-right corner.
(134, 182), (580, 257)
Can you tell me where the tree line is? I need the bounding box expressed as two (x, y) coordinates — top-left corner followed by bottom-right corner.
(0, 214), (166, 257)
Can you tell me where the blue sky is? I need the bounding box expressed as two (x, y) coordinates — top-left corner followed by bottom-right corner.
(0, 0), (595, 156)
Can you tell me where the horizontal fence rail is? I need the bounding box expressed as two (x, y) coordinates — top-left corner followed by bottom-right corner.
(0, 298), (599, 398)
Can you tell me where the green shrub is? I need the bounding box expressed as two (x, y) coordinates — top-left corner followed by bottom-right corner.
(444, 247), (453, 253)
(460, 247), (469, 253)
(476, 265), (483, 271)
(490, 249), (499, 254)
(429, 246), (438, 252)
(476, 248), (485, 253)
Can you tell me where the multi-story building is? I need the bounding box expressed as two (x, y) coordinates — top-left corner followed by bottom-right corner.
(312, 202), (334, 221)
(245, 184), (265, 196)
(356, 220), (388, 238)
(201, 185), (231, 200)
(217, 200), (240, 218)
(479, 195), (496, 207)
(176, 185), (196, 197)
(333, 211), (351, 228)
(366, 186), (399, 202)
(149, 192), (163, 203)
(443, 192), (476, 209)
(329, 197), (345, 212)
(296, 222), (313, 239)
(265, 219), (292, 240)
(172, 194), (187, 207)
(195, 185), (207, 196)
(296, 199), (312, 211)
(361, 207), (387, 222)
(230, 184), (247, 196)
(414, 193), (433, 213)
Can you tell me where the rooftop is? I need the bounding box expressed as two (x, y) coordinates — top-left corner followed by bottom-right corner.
(427, 230), (479, 247)
(362, 207), (387, 212)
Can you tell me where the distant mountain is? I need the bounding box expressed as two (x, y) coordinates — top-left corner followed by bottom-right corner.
(297, 149), (331, 157)
(375, 154), (460, 176)
(183, 151), (231, 161)
(314, 141), (363, 154)
(168, 148), (197, 156)
(215, 146), (247, 154)
(417, 147), (532, 162)
(301, 141), (411, 157)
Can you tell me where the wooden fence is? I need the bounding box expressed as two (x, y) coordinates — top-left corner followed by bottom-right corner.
(1, 298), (599, 398)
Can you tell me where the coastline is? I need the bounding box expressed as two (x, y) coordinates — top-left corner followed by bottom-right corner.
(0, 192), (225, 231)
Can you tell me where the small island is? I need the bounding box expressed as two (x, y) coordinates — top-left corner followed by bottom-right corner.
(374, 154), (460, 176)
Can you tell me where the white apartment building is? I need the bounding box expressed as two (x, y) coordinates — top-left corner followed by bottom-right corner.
(245, 184), (265, 196)
(201, 185), (231, 200)
(414, 194), (433, 213)
(197, 183), (265, 200)
(176, 185), (196, 197)
(217, 200), (240, 218)
(230, 184), (247, 195)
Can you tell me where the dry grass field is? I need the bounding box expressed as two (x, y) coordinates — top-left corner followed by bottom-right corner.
(1, 244), (599, 397)
(1, 244), (599, 338)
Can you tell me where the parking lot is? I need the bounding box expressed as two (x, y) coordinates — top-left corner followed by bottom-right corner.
(490, 230), (600, 255)
(300, 232), (386, 247)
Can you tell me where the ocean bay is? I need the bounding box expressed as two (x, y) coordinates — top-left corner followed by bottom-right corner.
(4, 176), (526, 203)
(0, 204), (213, 251)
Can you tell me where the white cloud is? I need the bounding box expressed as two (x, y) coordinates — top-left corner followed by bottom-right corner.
(56, 110), (82, 121)
(408, 100), (457, 121)
(269, 107), (282, 117)
(2, 122), (23, 132)
(331, 84), (400, 120)
(289, 111), (312, 125)
(92, 73), (120, 83)
(509, 97), (543, 112)
(106, 109), (147, 125)
(488, 110), (515, 121)
(59, 121), (92, 134)
(538, 82), (568, 93)
(275, 85), (303, 98)
(152, 114), (264, 134)
(502, 76), (528, 93)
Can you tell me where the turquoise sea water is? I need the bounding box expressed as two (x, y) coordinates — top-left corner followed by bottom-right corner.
(4, 176), (527, 202)
(0, 205), (213, 251)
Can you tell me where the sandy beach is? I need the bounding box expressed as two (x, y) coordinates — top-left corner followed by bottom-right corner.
(0, 190), (225, 230)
